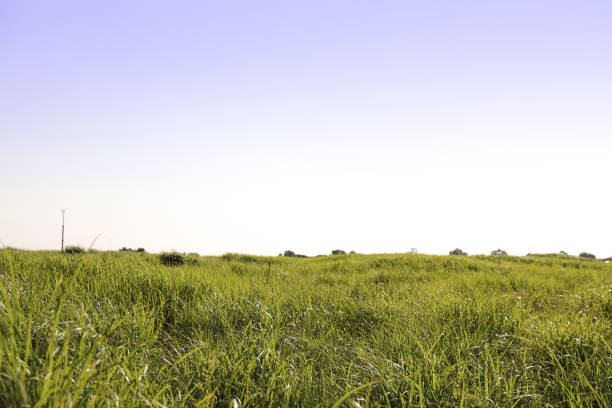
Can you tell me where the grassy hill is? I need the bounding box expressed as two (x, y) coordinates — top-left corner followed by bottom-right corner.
(0, 249), (610, 407)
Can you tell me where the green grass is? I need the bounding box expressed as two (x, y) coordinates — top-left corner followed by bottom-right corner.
(0, 249), (610, 407)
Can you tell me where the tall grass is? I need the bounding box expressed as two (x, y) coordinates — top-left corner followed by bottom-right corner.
(0, 249), (610, 407)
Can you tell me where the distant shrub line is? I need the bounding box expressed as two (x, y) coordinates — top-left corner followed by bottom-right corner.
(280, 249), (356, 258)
(62, 245), (609, 261)
(158, 252), (199, 266)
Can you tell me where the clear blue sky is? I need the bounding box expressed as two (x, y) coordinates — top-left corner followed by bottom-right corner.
(1, 1), (611, 256)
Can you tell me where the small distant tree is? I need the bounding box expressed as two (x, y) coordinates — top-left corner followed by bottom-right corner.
(65, 246), (85, 254)
(490, 249), (508, 256)
(137, 248), (145, 252)
(283, 250), (307, 258)
(579, 252), (596, 259)
(159, 252), (186, 266)
(450, 248), (467, 256)
(331, 249), (346, 255)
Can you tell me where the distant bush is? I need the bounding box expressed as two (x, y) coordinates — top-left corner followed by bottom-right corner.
(64, 246), (85, 254)
(449, 248), (467, 256)
(283, 250), (307, 258)
(159, 252), (186, 266)
(490, 249), (508, 256)
(331, 249), (346, 255)
(120, 247), (146, 252)
(579, 252), (596, 259)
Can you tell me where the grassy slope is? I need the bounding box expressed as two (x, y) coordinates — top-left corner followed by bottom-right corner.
(0, 249), (610, 407)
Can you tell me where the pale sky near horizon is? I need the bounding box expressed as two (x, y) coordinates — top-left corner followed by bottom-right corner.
(1, 1), (611, 257)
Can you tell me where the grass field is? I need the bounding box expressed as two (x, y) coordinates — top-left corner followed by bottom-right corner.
(0, 249), (610, 407)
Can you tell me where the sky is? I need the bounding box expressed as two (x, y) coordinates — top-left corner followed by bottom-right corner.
(1, 0), (611, 257)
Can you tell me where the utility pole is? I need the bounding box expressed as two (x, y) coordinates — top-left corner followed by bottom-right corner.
(61, 210), (65, 251)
